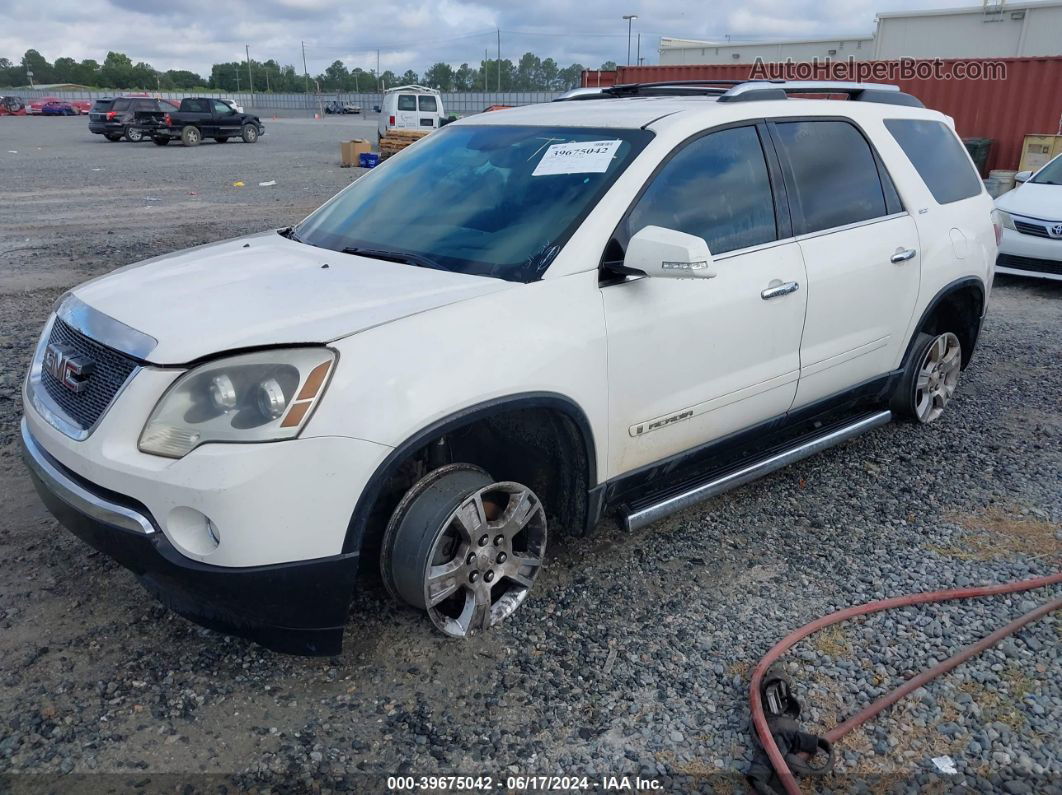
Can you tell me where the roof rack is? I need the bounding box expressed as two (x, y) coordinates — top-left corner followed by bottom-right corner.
(554, 80), (924, 108)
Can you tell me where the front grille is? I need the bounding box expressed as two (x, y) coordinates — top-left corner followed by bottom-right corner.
(1014, 220), (1051, 238)
(40, 318), (139, 430)
(997, 253), (1062, 276)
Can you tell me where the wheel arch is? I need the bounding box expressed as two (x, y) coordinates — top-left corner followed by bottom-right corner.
(342, 391), (598, 558)
(902, 276), (986, 370)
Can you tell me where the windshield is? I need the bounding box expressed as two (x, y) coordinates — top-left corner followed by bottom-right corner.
(295, 124), (652, 282)
(1031, 155), (1062, 185)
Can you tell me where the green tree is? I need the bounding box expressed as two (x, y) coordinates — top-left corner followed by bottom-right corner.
(22, 49), (52, 84)
(423, 62), (453, 90)
(515, 52), (541, 89)
(600, 60), (617, 71)
(379, 69), (397, 88)
(323, 59), (348, 90)
(453, 63), (476, 91)
(99, 51), (134, 88)
(540, 57), (559, 90)
(400, 69), (419, 86)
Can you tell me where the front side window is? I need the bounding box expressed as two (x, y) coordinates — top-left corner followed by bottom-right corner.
(773, 120), (889, 234)
(397, 95), (416, 111)
(418, 95), (438, 112)
(296, 125), (652, 282)
(1030, 154), (1062, 185)
(627, 125), (777, 255)
(884, 119), (983, 203)
(213, 100), (232, 114)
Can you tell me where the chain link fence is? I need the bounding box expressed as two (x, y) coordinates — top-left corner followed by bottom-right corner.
(13, 88), (565, 115)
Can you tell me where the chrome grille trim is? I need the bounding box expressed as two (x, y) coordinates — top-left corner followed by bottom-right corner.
(57, 294), (157, 359)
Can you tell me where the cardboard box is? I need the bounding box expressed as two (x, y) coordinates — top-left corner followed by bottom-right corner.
(340, 139), (373, 167)
(1019, 134), (1062, 173)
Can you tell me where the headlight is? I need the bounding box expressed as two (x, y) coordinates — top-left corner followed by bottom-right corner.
(994, 209), (1016, 230)
(139, 348), (336, 458)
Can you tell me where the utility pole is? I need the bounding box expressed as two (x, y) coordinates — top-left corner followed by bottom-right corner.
(245, 44), (254, 105)
(301, 41), (310, 97)
(496, 29), (501, 91)
(637, 33), (641, 66)
(623, 15), (638, 66)
(235, 63), (240, 92)
(484, 48), (488, 91)
(377, 49), (381, 89)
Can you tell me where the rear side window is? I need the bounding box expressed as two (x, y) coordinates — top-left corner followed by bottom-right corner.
(111, 98), (130, 111)
(772, 120), (890, 235)
(884, 119), (983, 204)
(418, 95), (438, 112)
(134, 100), (154, 111)
(627, 125), (777, 255)
(397, 95), (416, 111)
(183, 98), (209, 113)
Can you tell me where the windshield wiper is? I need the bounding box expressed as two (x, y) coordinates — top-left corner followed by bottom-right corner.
(341, 246), (449, 272)
(278, 226), (303, 243)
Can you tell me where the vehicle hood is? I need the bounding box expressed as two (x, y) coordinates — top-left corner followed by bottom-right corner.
(71, 231), (514, 364)
(995, 182), (1062, 220)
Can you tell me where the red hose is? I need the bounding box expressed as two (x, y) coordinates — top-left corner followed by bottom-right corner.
(749, 572), (1062, 795)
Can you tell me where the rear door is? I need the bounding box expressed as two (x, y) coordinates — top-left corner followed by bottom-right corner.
(768, 118), (920, 408)
(395, 94), (418, 129)
(417, 94), (439, 129)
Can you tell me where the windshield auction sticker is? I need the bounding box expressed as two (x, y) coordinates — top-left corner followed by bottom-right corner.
(532, 140), (622, 176)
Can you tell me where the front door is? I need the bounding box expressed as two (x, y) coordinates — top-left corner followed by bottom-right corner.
(602, 124), (808, 477)
(766, 119), (921, 408)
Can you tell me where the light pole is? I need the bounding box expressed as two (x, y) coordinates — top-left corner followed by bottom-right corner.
(623, 14), (638, 66)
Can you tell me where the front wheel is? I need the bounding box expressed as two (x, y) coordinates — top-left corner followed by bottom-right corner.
(180, 125), (201, 146)
(892, 331), (962, 424)
(381, 464), (547, 638)
(124, 127), (144, 142)
(240, 124), (259, 143)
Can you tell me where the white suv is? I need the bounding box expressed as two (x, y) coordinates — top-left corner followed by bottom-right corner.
(22, 81), (997, 654)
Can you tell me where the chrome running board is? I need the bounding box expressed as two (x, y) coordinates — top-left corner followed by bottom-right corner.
(622, 409), (892, 531)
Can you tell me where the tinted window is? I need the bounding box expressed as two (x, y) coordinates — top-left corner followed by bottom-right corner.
(773, 120), (888, 234)
(397, 95), (416, 111)
(884, 119), (984, 203)
(213, 100), (232, 114)
(1031, 154), (1062, 185)
(134, 100), (154, 111)
(627, 126), (777, 255)
(182, 98), (209, 113)
(111, 98), (130, 111)
(418, 95), (438, 112)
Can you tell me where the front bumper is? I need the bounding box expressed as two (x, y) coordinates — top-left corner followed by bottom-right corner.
(21, 419), (360, 655)
(997, 227), (1062, 280)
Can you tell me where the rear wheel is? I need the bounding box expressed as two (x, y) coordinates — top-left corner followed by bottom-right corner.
(892, 331), (963, 424)
(124, 127), (144, 143)
(240, 124), (259, 144)
(180, 125), (201, 147)
(382, 464), (547, 638)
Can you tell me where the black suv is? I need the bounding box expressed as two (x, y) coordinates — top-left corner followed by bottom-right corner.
(88, 97), (177, 142)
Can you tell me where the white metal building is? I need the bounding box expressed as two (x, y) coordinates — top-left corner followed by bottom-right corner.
(659, 1), (1062, 64)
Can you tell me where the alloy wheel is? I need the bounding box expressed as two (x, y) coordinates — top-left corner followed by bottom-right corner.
(914, 332), (961, 423)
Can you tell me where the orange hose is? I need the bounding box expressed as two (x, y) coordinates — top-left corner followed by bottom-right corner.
(749, 572), (1062, 795)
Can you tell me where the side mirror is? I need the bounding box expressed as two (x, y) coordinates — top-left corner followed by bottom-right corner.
(1014, 170), (1032, 184)
(623, 225), (717, 279)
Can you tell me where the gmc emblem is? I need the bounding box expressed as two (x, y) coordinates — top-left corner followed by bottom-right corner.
(43, 343), (94, 394)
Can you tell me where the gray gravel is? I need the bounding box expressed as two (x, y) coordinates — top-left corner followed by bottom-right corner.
(1, 116), (1060, 793)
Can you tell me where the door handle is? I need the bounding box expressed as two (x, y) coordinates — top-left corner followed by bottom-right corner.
(890, 247), (917, 263)
(761, 281), (800, 300)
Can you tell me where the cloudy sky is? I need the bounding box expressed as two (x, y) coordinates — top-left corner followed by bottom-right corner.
(2, 0), (976, 76)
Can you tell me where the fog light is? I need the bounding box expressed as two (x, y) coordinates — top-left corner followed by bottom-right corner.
(167, 507), (221, 556)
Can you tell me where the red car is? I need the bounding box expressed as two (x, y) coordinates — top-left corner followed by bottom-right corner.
(0, 96), (27, 116)
(71, 100), (92, 114)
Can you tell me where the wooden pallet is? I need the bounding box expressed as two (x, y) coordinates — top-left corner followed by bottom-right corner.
(380, 128), (431, 158)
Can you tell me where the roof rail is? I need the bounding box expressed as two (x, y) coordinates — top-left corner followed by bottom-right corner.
(717, 80), (923, 107)
(555, 79), (924, 108)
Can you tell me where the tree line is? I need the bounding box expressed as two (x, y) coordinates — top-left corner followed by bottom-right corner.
(0, 49), (610, 93)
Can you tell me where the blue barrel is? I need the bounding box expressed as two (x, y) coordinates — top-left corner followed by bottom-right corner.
(359, 153), (380, 169)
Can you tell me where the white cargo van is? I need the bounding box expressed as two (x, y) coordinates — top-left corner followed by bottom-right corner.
(378, 85), (444, 139)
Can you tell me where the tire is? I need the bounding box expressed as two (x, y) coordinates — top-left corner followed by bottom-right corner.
(381, 464), (548, 638)
(104, 133), (122, 142)
(215, 137), (228, 143)
(240, 124), (259, 144)
(180, 125), (201, 147)
(124, 127), (144, 143)
(152, 137), (170, 146)
(891, 331), (963, 424)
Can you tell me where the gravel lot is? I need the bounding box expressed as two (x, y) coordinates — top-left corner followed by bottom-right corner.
(0, 116), (1059, 793)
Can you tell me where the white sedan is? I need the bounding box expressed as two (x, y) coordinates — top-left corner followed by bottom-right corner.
(995, 153), (1062, 281)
